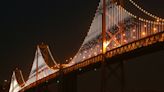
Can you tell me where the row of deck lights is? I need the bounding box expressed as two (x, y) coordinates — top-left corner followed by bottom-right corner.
(68, 25), (159, 66)
(70, 27), (160, 65)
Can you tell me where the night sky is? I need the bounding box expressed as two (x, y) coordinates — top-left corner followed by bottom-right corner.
(0, 0), (164, 90)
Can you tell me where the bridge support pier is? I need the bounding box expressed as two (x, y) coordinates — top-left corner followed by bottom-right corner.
(104, 60), (125, 92)
(59, 72), (77, 92)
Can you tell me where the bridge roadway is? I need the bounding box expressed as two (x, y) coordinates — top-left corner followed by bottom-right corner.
(20, 31), (164, 92)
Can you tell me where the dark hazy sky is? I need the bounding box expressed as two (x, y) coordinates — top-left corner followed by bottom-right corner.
(0, 0), (164, 90)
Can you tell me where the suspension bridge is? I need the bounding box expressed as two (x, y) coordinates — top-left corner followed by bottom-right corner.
(9, 0), (164, 92)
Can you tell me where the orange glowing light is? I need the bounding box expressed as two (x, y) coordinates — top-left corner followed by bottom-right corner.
(124, 39), (127, 43)
(157, 19), (159, 22)
(103, 41), (110, 53)
(153, 28), (157, 32)
(142, 31), (146, 36)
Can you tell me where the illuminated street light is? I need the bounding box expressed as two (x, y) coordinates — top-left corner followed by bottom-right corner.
(142, 31), (146, 36)
(79, 68), (82, 71)
(153, 27), (157, 33)
(133, 36), (136, 39)
(124, 39), (127, 43)
(144, 24), (147, 28)
(133, 29), (136, 32)
(57, 80), (60, 84)
(94, 68), (97, 71)
(157, 19), (159, 22)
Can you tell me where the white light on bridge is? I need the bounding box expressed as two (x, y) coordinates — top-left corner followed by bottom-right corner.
(94, 52), (97, 56)
(70, 57), (73, 60)
(133, 29), (136, 32)
(133, 36), (136, 39)
(157, 19), (159, 22)
(144, 25), (147, 28)
(124, 39), (127, 43)
(57, 80), (60, 84)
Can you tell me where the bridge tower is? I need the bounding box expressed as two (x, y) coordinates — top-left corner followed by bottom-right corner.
(101, 0), (125, 92)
